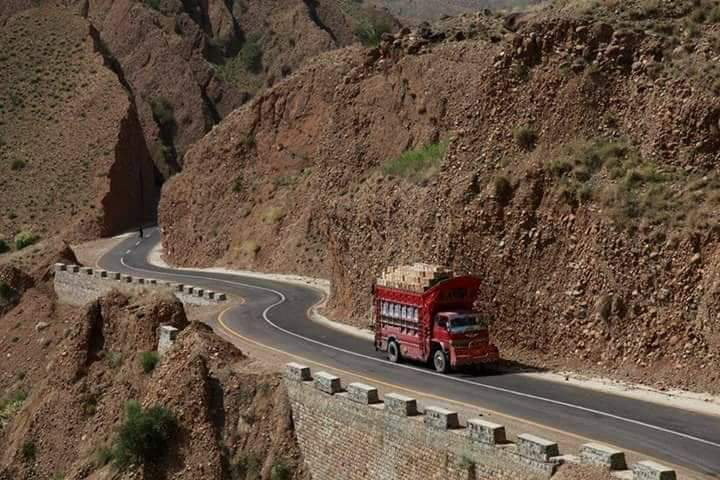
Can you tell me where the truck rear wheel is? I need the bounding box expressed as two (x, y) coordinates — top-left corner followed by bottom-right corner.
(432, 349), (448, 373)
(387, 340), (401, 363)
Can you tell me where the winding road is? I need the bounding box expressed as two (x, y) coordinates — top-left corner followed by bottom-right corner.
(98, 227), (720, 478)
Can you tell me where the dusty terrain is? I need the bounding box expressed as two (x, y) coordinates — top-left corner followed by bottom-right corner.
(159, 0), (720, 394)
(0, 247), (307, 479)
(366, 0), (542, 23)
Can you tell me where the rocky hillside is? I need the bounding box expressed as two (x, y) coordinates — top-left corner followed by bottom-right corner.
(366, 0), (542, 23)
(159, 0), (720, 393)
(0, 7), (156, 246)
(0, 259), (306, 479)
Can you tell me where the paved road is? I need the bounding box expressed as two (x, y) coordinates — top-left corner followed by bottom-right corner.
(99, 227), (720, 477)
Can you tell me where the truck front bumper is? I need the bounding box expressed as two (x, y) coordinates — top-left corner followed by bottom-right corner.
(450, 346), (499, 367)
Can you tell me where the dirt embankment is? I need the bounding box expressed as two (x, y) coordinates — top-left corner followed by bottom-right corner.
(0, 254), (307, 479)
(159, 1), (720, 393)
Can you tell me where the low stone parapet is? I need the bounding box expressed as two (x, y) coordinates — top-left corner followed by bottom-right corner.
(53, 263), (229, 307)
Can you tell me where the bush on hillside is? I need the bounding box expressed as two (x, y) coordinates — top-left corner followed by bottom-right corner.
(140, 352), (160, 373)
(240, 35), (263, 73)
(354, 17), (392, 47)
(112, 401), (176, 469)
(382, 141), (448, 184)
(0, 239), (9, 254)
(14, 231), (38, 250)
(149, 98), (175, 129)
(513, 125), (537, 151)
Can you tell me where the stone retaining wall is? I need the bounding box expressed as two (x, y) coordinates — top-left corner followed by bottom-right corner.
(284, 364), (678, 480)
(53, 263), (228, 307)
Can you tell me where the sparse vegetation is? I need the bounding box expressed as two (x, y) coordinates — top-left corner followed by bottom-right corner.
(240, 240), (261, 256)
(261, 206), (285, 224)
(354, 17), (392, 47)
(95, 446), (114, 467)
(144, 0), (161, 11)
(14, 231), (38, 250)
(382, 141), (448, 184)
(232, 175), (243, 193)
(0, 239), (9, 254)
(235, 451), (261, 479)
(239, 35), (263, 73)
(150, 97), (175, 129)
(0, 390), (27, 431)
(494, 176), (513, 205)
(21, 440), (36, 462)
(140, 351), (160, 373)
(271, 461), (292, 480)
(107, 351), (123, 369)
(513, 125), (537, 151)
(112, 401), (176, 470)
(10, 159), (26, 171)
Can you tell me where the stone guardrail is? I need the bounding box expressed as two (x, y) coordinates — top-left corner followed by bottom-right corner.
(284, 363), (678, 480)
(53, 263), (228, 307)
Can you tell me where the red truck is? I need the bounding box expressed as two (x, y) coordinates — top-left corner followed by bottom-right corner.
(373, 265), (499, 373)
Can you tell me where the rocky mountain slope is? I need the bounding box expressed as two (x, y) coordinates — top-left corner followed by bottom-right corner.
(0, 7), (156, 245)
(0, 255), (306, 479)
(366, 0), (542, 23)
(0, 0), (393, 252)
(159, 0), (720, 393)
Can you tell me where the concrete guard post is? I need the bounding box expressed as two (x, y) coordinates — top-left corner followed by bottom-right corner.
(347, 383), (380, 405)
(158, 325), (179, 355)
(285, 363), (312, 382)
(384, 393), (418, 417)
(424, 406), (460, 430)
(516, 433), (560, 462)
(467, 418), (507, 445)
(581, 443), (627, 470)
(633, 461), (677, 480)
(314, 371), (342, 394)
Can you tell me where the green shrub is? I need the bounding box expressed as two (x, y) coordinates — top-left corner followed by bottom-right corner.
(0, 239), (8, 254)
(236, 452), (261, 478)
(144, 0), (161, 11)
(0, 282), (15, 303)
(14, 231), (38, 250)
(113, 401), (176, 470)
(21, 440), (36, 462)
(95, 446), (114, 467)
(240, 35), (263, 73)
(513, 125), (537, 151)
(149, 98), (175, 128)
(11, 159), (26, 171)
(494, 176), (513, 205)
(382, 141), (447, 184)
(271, 461), (292, 480)
(354, 17), (392, 47)
(140, 351), (160, 373)
(232, 176), (243, 193)
(0, 389), (27, 430)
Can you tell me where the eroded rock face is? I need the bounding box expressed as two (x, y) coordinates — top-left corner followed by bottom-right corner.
(159, 2), (720, 392)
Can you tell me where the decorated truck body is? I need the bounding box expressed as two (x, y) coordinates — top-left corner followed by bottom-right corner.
(372, 264), (500, 373)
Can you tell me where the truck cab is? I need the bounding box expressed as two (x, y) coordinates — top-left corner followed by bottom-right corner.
(431, 312), (498, 372)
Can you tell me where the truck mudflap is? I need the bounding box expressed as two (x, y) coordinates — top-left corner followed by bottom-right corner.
(450, 345), (500, 367)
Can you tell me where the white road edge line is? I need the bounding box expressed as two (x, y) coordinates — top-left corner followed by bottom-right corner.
(114, 236), (720, 451)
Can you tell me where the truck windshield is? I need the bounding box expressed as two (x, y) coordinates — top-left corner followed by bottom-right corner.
(448, 315), (487, 332)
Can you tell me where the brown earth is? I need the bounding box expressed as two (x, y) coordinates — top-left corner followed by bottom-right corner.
(0, 6), (156, 246)
(0, 257), (308, 479)
(159, 1), (720, 394)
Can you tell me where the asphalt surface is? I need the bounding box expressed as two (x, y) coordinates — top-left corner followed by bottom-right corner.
(99, 227), (720, 477)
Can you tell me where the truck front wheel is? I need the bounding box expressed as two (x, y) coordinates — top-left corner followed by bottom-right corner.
(387, 340), (401, 363)
(432, 349), (449, 373)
